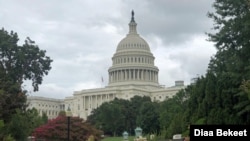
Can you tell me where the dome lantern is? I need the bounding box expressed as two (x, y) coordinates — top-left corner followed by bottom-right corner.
(129, 10), (137, 35)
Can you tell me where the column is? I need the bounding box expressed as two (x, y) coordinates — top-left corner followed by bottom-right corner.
(100, 95), (103, 105)
(96, 95), (98, 108)
(124, 70), (126, 81)
(117, 70), (119, 81)
(82, 96), (84, 110)
(153, 71), (155, 81)
(146, 70), (148, 80)
(116, 70), (118, 81)
(156, 72), (158, 82)
(119, 70), (121, 81)
(111, 72), (113, 83)
(130, 69), (131, 80)
(88, 96), (91, 109)
(133, 69), (135, 80)
(137, 69), (141, 80)
(149, 70), (151, 81)
(125, 69), (127, 80)
(142, 70), (144, 80)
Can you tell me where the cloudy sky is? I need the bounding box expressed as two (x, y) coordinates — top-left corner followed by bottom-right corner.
(0, 0), (217, 99)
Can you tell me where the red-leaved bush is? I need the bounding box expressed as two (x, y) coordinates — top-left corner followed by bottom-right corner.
(32, 115), (103, 141)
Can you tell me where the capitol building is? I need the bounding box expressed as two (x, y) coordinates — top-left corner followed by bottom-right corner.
(27, 11), (186, 120)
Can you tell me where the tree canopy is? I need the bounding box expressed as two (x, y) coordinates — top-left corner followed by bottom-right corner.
(0, 28), (52, 92)
(87, 96), (154, 136)
(0, 28), (52, 140)
(206, 0), (250, 123)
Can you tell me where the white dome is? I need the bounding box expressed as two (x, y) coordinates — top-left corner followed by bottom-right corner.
(108, 11), (159, 87)
(116, 35), (151, 52)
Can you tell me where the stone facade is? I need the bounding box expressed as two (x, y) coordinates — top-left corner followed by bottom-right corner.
(26, 96), (64, 119)
(63, 81), (185, 120)
(27, 11), (186, 120)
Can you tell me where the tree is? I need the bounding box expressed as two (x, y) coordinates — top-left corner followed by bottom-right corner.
(240, 80), (250, 100)
(159, 89), (189, 138)
(0, 29), (52, 92)
(6, 108), (47, 141)
(234, 79), (250, 122)
(0, 120), (15, 141)
(33, 115), (103, 141)
(88, 100), (125, 136)
(136, 101), (160, 135)
(206, 0), (250, 124)
(87, 96), (152, 136)
(129, 95), (151, 134)
(172, 0), (250, 128)
(0, 28), (53, 139)
(0, 120), (4, 138)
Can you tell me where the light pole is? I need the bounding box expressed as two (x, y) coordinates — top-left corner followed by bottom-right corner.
(66, 106), (72, 141)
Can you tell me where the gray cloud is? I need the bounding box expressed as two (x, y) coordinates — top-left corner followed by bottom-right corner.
(124, 0), (215, 45)
(0, 0), (217, 99)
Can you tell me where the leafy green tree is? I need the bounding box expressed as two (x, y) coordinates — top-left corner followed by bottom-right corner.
(0, 29), (52, 92)
(136, 101), (160, 135)
(177, 0), (250, 128)
(159, 89), (188, 138)
(102, 101), (125, 136)
(87, 96), (152, 136)
(0, 120), (4, 138)
(111, 98), (131, 134)
(240, 80), (250, 101)
(0, 28), (52, 120)
(234, 80), (250, 121)
(206, 0), (250, 124)
(0, 120), (15, 141)
(172, 0), (250, 127)
(6, 108), (47, 141)
(127, 96), (151, 135)
(165, 113), (186, 138)
(91, 100), (125, 136)
(41, 111), (48, 124)
(0, 28), (53, 140)
(7, 109), (30, 141)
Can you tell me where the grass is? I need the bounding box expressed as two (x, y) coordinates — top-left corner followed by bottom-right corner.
(102, 136), (136, 141)
(101, 135), (173, 141)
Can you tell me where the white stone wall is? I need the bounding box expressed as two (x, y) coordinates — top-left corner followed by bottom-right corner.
(66, 83), (185, 120)
(26, 82), (185, 120)
(27, 96), (64, 119)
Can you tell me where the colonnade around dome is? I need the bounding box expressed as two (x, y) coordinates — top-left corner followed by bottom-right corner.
(108, 68), (159, 84)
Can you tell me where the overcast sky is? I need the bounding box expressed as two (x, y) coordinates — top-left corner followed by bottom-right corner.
(0, 0), (217, 99)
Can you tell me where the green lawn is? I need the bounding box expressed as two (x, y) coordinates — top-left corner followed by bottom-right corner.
(102, 136), (136, 141)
